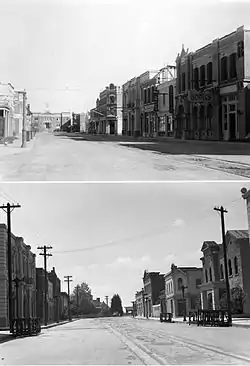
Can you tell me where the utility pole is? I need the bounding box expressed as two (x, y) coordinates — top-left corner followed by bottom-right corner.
(37, 246), (53, 326)
(214, 206), (232, 326)
(76, 285), (80, 318)
(0, 203), (21, 333)
(64, 276), (73, 321)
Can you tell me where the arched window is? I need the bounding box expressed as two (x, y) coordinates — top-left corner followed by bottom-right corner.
(177, 278), (183, 290)
(234, 256), (238, 275)
(228, 259), (232, 276)
(169, 85), (174, 113)
(220, 263), (224, 279)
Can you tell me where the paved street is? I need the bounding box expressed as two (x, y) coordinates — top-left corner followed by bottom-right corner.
(1, 317), (250, 365)
(1, 132), (250, 181)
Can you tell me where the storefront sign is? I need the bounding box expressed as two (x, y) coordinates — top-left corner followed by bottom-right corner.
(188, 91), (212, 103)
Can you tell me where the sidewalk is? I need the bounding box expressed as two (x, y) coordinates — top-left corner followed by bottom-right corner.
(41, 319), (78, 330)
(135, 315), (250, 328)
(0, 134), (37, 157)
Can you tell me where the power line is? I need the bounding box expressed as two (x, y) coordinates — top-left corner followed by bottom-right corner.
(53, 197), (242, 255)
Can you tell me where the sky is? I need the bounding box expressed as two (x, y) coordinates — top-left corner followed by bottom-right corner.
(0, 181), (249, 306)
(1, 0), (250, 113)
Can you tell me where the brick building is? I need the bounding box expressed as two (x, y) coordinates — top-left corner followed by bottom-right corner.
(36, 268), (54, 323)
(0, 224), (36, 328)
(199, 231), (250, 314)
(175, 25), (250, 141)
(59, 291), (69, 320)
(142, 270), (165, 317)
(164, 264), (202, 317)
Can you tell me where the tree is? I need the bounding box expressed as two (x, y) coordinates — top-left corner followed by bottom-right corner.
(111, 294), (123, 316)
(71, 281), (95, 316)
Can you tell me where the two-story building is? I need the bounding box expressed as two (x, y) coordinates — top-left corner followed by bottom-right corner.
(142, 270), (165, 317)
(122, 76), (141, 137)
(0, 224), (36, 328)
(164, 264), (202, 317)
(48, 267), (61, 323)
(157, 78), (176, 137)
(175, 25), (250, 141)
(199, 231), (250, 314)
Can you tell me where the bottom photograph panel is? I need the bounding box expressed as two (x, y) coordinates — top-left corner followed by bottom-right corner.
(0, 182), (250, 365)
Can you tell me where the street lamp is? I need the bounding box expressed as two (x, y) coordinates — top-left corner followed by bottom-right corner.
(181, 285), (188, 321)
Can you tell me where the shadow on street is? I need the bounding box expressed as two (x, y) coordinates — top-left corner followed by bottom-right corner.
(53, 132), (250, 156)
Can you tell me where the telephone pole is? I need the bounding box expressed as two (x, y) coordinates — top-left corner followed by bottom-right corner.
(76, 285), (80, 318)
(37, 246), (53, 326)
(64, 276), (73, 321)
(214, 206), (232, 326)
(0, 202), (21, 332)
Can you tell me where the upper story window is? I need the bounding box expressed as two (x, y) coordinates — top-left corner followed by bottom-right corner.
(229, 53), (237, 79)
(228, 259), (233, 276)
(200, 65), (206, 87)
(209, 267), (212, 282)
(221, 56), (228, 82)
(207, 62), (213, 84)
(169, 85), (174, 113)
(234, 256), (238, 275)
(220, 263), (224, 279)
(181, 73), (186, 92)
(193, 68), (199, 90)
(144, 89), (147, 104)
(177, 277), (183, 290)
(147, 88), (151, 104)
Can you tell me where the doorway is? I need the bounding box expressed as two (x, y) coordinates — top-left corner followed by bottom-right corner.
(229, 113), (236, 140)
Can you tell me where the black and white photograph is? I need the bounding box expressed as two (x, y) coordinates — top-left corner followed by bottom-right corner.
(1, 0), (250, 364)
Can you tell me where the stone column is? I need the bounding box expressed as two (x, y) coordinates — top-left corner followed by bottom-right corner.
(200, 291), (208, 309)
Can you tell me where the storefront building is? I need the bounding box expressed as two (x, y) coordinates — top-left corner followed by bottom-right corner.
(0, 224), (36, 328)
(175, 26), (250, 141)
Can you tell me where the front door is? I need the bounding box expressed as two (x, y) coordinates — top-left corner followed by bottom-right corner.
(177, 300), (186, 316)
(229, 113), (236, 140)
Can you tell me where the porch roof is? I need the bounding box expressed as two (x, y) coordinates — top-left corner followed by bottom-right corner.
(199, 280), (226, 291)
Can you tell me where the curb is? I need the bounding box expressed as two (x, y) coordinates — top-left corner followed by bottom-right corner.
(135, 317), (250, 329)
(41, 318), (78, 330)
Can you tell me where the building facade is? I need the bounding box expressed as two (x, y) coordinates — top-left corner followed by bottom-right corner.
(36, 268), (55, 323)
(48, 267), (61, 323)
(143, 270), (165, 317)
(59, 291), (69, 320)
(32, 112), (70, 132)
(199, 231), (250, 314)
(175, 26), (250, 141)
(0, 224), (36, 328)
(91, 83), (122, 135)
(135, 289), (145, 317)
(164, 264), (202, 317)
(157, 78), (176, 136)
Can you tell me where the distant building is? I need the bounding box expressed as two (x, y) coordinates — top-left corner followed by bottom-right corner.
(32, 112), (70, 131)
(175, 25), (250, 141)
(142, 270), (165, 317)
(0, 224), (36, 328)
(135, 289), (145, 317)
(199, 231), (250, 314)
(90, 83), (122, 135)
(48, 267), (61, 323)
(164, 264), (202, 317)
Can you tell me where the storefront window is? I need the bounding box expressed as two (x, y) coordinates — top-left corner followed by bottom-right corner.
(200, 106), (205, 129)
(207, 104), (213, 130)
(223, 104), (228, 130)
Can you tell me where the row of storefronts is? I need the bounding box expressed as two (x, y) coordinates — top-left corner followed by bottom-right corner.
(134, 187), (250, 318)
(88, 25), (250, 141)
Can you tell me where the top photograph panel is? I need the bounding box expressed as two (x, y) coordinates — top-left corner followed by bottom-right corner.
(1, 0), (250, 181)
